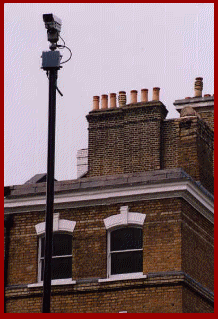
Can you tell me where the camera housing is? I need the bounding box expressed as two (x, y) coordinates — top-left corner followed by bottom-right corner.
(43, 14), (62, 32)
(43, 14), (62, 44)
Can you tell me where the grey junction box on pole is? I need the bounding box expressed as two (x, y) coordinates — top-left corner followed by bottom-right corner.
(42, 51), (62, 69)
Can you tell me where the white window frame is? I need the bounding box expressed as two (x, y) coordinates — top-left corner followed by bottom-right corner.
(107, 226), (143, 280)
(103, 206), (146, 280)
(35, 213), (76, 283)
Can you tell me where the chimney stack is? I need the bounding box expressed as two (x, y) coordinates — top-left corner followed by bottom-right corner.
(130, 90), (138, 103)
(110, 93), (117, 108)
(101, 94), (108, 110)
(152, 87), (160, 101)
(93, 96), (100, 111)
(141, 89), (148, 102)
(194, 77), (203, 97)
(87, 86), (168, 177)
(118, 91), (126, 107)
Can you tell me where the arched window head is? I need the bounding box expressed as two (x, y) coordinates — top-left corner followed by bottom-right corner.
(35, 213), (76, 235)
(103, 206), (146, 230)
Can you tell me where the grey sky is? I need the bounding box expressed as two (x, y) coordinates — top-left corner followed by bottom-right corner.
(4, 3), (214, 186)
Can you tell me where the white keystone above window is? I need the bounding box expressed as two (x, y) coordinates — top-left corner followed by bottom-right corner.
(35, 213), (76, 235)
(103, 206), (146, 230)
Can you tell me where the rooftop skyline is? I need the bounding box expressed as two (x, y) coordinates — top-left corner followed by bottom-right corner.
(4, 3), (214, 186)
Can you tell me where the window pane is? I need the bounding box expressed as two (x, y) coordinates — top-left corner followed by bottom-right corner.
(51, 257), (72, 280)
(40, 233), (72, 281)
(111, 227), (142, 251)
(111, 251), (143, 275)
(52, 234), (72, 256)
(41, 257), (72, 280)
(41, 234), (72, 258)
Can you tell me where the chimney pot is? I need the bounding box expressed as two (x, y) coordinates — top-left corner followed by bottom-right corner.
(118, 91), (126, 107)
(194, 77), (203, 97)
(141, 89), (148, 102)
(93, 96), (100, 111)
(110, 93), (117, 108)
(101, 94), (108, 110)
(152, 87), (160, 101)
(130, 90), (138, 103)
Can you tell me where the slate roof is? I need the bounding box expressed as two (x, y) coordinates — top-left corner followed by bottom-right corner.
(4, 168), (213, 201)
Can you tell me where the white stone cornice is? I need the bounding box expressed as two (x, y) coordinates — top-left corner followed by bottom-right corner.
(4, 180), (214, 223)
(175, 101), (214, 111)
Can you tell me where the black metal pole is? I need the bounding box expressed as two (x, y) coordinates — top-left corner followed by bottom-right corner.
(42, 68), (58, 313)
(4, 214), (13, 313)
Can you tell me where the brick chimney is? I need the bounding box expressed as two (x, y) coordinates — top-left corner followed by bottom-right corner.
(174, 77), (214, 131)
(194, 77), (203, 97)
(177, 111), (214, 194)
(86, 87), (168, 177)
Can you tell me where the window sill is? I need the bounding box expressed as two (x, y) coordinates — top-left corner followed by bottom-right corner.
(27, 278), (76, 288)
(98, 273), (147, 283)
(28, 274), (147, 287)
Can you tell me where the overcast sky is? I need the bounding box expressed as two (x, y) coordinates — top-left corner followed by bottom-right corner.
(4, 3), (214, 186)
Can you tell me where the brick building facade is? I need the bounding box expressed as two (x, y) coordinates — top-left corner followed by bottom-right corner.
(4, 78), (214, 313)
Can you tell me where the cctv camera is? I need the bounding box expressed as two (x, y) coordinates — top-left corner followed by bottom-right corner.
(43, 14), (62, 44)
(43, 14), (62, 32)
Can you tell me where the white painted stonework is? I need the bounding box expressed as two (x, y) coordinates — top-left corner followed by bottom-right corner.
(4, 180), (214, 223)
(99, 273), (147, 283)
(28, 278), (76, 288)
(103, 206), (146, 230)
(35, 213), (76, 235)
